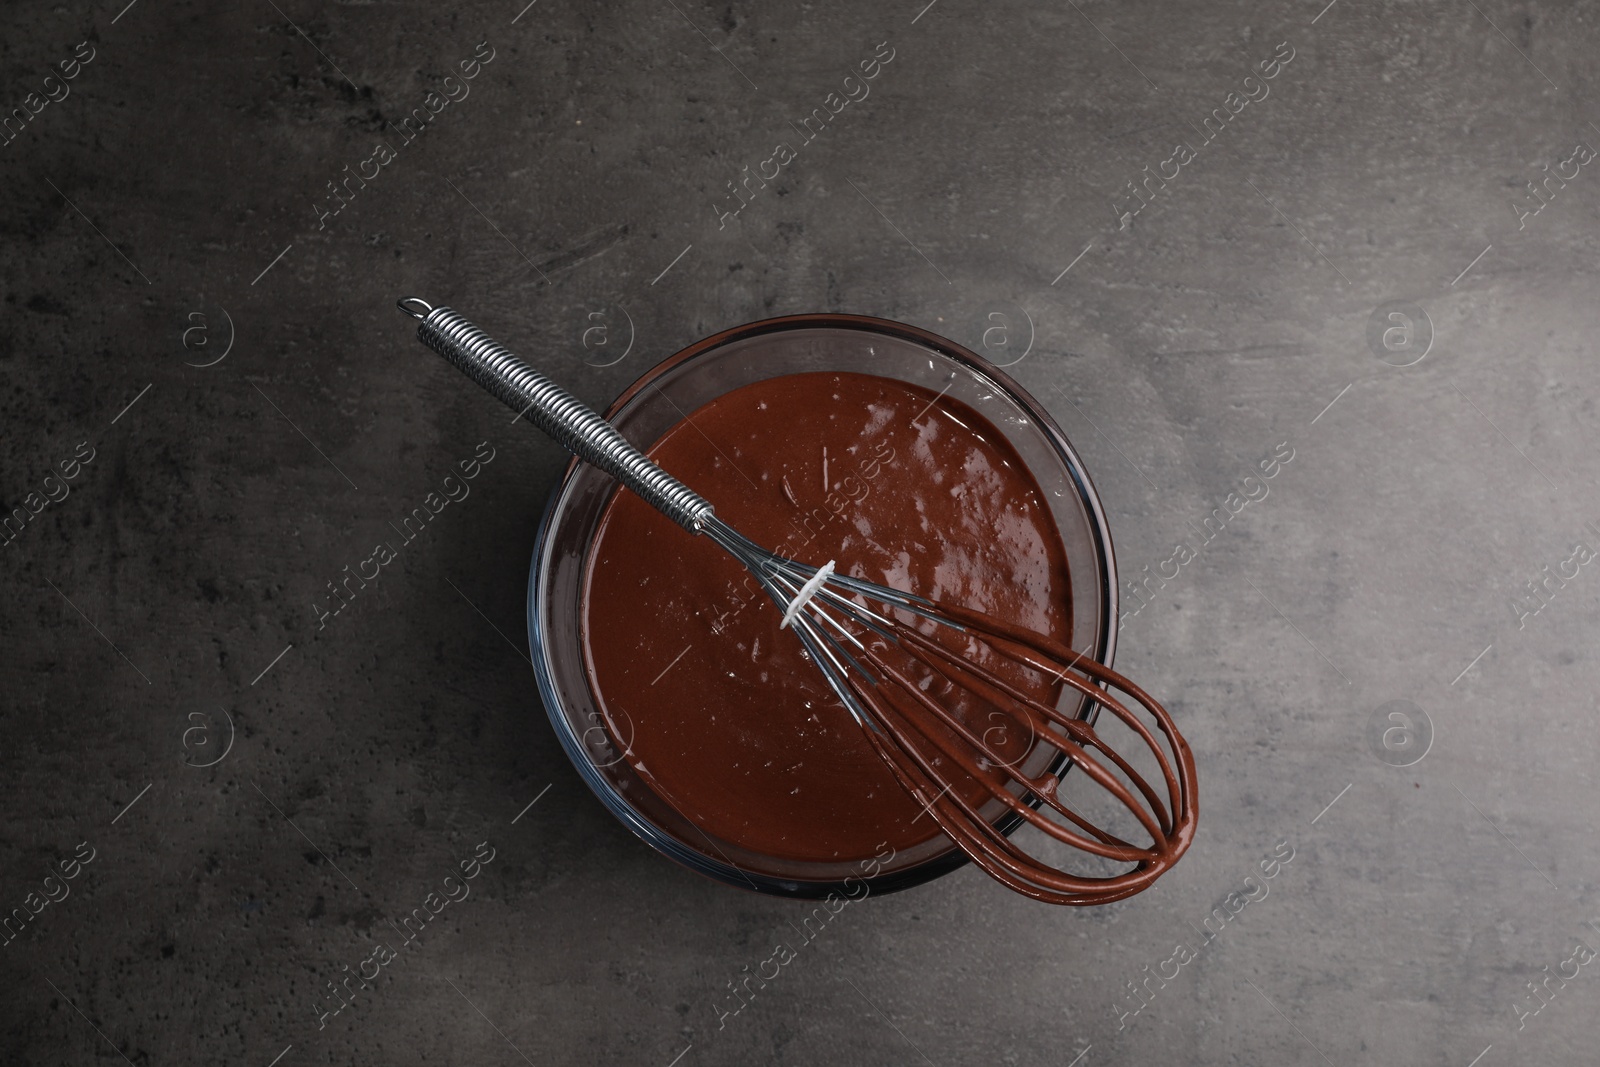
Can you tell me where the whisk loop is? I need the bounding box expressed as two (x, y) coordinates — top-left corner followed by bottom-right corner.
(400, 300), (1199, 906)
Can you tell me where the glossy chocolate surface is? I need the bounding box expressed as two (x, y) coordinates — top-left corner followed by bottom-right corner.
(581, 371), (1072, 864)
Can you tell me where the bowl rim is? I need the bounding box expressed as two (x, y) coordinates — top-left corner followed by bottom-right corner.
(526, 313), (1121, 899)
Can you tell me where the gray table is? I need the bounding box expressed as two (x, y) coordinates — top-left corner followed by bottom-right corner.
(2, 1), (1595, 1064)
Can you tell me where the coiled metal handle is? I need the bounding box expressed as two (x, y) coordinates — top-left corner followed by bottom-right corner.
(398, 298), (714, 533)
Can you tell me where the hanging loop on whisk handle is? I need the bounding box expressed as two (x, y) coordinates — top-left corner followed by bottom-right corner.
(400, 300), (716, 533)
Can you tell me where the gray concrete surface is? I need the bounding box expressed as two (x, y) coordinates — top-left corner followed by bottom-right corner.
(2, 0), (1598, 1063)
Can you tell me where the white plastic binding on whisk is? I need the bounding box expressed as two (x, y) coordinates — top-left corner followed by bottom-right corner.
(780, 560), (835, 630)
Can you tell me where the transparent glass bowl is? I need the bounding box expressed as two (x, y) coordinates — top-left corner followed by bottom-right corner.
(526, 315), (1119, 898)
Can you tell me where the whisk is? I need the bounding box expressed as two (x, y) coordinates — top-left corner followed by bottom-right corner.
(396, 298), (1198, 906)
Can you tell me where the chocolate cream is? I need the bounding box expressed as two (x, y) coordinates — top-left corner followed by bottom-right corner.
(582, 371), (1072, 866)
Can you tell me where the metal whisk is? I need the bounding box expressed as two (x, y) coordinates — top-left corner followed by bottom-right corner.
(396, 298), (1198, 906)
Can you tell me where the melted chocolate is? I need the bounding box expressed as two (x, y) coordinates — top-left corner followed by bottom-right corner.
(581, 372), (1072, 866)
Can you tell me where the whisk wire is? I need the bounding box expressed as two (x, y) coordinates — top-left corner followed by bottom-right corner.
(892, 625), (1177, 837)
(855, 636), (1171, 860)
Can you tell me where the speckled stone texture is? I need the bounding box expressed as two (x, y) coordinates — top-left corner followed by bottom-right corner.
(2, 0), (1598, 1064)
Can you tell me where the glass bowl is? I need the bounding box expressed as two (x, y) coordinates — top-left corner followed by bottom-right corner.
(526, 314), (1119, 898)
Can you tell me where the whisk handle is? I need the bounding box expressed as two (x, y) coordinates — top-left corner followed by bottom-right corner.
(399, 300), (715, 533)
